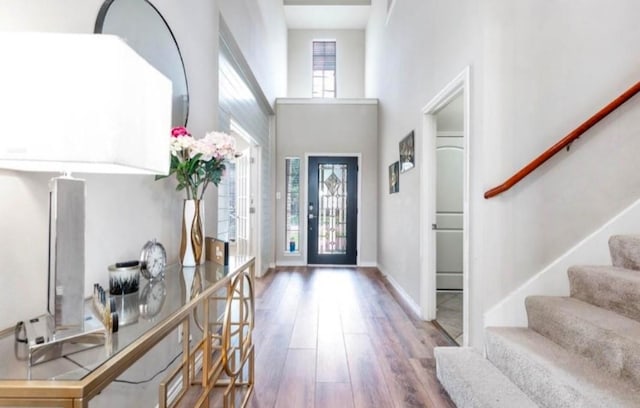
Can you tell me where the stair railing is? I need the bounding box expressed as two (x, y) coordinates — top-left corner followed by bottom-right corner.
(484, 81), (640, 199)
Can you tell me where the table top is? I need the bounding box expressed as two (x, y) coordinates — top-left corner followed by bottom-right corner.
(0, 257), (253, 382)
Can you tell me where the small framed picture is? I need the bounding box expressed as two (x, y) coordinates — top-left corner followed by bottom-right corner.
(389, 161), (399, 194)
(205, 237), (229, 265)
(399, 130), (415, 173)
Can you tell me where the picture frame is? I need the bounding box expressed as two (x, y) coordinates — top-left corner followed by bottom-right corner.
(389, 161), (399, 194)
(205, 237), (229, 265)
(399, 130), (415, 173)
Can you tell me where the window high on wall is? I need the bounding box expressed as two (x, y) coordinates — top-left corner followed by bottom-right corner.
(312, 41), (336, 98)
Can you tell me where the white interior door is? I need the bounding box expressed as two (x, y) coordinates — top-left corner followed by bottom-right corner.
(435, 135), (464, 290)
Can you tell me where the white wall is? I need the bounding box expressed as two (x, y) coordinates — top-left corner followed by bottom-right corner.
(288, 29), (365, 98)
(0, 0), (286, 329)
(219, 0), (288, 105)
(368, 0), (483, 340)
(368, 0), (640, 347)
(275, 100), (378, 266)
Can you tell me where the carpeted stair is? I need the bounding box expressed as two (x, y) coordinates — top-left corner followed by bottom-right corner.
(435, 235), (640, 407)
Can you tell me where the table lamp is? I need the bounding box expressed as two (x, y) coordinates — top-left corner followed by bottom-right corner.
(0, 32), (171, 364)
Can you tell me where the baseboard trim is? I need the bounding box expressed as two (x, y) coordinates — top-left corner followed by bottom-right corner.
(276, 98), (378, 105)
(381, 269), (423, 319)
(275, 260), (306, 267)
(358, 261), (378, 268)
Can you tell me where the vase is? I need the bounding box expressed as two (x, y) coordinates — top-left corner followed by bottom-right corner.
(180, 199), (205, 266)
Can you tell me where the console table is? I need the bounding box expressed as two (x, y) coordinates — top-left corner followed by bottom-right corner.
(0, 257), (255, 408)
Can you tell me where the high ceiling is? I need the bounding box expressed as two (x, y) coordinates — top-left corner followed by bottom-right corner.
(284, 0), (371, 30)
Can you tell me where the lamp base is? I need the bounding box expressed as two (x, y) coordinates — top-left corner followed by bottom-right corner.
(48, 176), (85, 334)
(24, 312), (108, 366)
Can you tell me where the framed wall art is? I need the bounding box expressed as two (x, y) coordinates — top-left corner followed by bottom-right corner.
(399, 130), (415, 173)
(389, 161), (399, 194)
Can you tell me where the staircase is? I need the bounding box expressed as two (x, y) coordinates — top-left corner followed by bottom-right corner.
(435, 235), (640, 407)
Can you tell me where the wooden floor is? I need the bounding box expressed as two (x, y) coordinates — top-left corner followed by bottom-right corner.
(242, 266), (456, 408)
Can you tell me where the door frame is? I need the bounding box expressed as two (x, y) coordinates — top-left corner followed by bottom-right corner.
(420, 67), (470, 345)
(230, 119), (262, 275)
(304, 153), (362, 266)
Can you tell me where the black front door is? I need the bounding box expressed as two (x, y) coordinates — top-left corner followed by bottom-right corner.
(307, 156), (358, 265)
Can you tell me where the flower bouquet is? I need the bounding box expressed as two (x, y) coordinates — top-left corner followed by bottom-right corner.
(156, 126), (239, 266)
(156, 126), (238, 199)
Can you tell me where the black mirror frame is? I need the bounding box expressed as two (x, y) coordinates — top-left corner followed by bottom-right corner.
(94, 0), (190, 127)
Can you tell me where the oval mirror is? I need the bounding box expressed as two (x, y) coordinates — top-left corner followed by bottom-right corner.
(95, 0), (189, 127)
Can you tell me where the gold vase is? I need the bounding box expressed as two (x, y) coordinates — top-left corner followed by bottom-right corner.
(180, 199), (204, 266)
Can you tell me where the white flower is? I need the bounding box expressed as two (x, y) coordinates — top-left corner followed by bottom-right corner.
(170, 135), (195, 156)
(190, 138), (217, 161)
(204, 131), (237, 160)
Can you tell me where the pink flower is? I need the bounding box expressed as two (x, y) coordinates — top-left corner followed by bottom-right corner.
(171, 126), (190, 137)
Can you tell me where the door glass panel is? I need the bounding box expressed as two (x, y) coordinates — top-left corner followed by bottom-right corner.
(235, 147), (250, 257)
(318, 164), (348, 255)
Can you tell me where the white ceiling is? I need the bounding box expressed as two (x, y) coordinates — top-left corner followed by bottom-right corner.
(284, 5), (371, 30)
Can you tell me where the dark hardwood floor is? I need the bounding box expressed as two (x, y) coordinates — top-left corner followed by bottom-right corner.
(247, 266), (456, 408)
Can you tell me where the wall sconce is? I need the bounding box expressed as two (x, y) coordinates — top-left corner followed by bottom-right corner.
(0, 32), (172, 364)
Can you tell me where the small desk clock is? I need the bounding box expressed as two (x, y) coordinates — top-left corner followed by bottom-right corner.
(139, 240), (167, 280)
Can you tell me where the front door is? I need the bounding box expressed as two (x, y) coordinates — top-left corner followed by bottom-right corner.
(307, 156), (358, 265)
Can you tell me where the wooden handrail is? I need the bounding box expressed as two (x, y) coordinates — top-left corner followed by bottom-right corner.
(484, 80), (640, 199)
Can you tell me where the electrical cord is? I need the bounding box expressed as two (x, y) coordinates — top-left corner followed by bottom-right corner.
(64, 351), (183, 385)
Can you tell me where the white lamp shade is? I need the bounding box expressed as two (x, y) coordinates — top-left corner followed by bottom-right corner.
(0, 32), (172, 175)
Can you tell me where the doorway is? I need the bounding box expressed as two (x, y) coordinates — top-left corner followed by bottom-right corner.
(307, 156), (358, 265)
(434, 95), (464, 344)
(218, 119), (260, 262)
(420, 67), (470, 346)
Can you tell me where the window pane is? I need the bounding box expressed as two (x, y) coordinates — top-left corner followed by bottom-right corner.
(285, 158), (301, 253)
(324, 75), (335, 92)
(313, 76), (324, 91)
(217, 162), (236, 242)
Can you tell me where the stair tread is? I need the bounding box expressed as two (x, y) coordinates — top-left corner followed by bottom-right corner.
(527, 296), (640, 386)
(486, 327), (640, 407)
(527, 296), (640, 337)
(569, 264), (640, 277)
(609, 235), (640, 271)
(434, 347), (538, 408)
(568, 265), (640, 322)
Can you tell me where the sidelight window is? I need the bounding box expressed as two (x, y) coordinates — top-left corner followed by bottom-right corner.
(285, 158), (301, 253)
